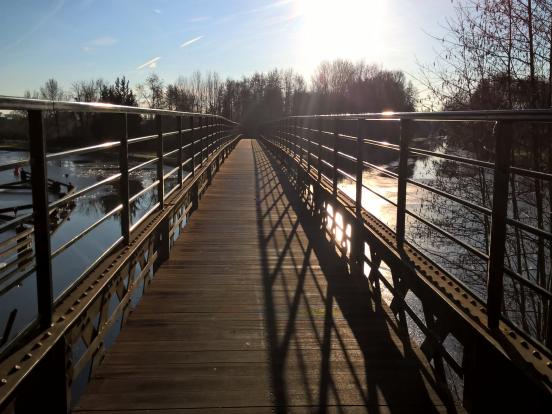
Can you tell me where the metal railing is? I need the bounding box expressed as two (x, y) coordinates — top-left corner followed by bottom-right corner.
(265, 112), (551, 331)
(0, 96), (239, 352)
(262, 111), (552, 401)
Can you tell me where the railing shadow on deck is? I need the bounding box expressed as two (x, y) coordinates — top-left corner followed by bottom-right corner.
(251, 140), (457, 413)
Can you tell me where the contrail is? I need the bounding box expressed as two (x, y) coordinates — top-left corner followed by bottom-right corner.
(137, 56), (160, 70)
(180, 36), (203, 48)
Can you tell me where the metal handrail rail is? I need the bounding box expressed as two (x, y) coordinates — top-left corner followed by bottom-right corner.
(269, 108), (552, 122)
(265, 112), (552, 350)
(263, 122), (552, 399)
(0, 96), (241, 349)
(0, 95), (238, 123)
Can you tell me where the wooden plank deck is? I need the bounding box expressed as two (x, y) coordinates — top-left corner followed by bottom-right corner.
(74, 139), (457, 413)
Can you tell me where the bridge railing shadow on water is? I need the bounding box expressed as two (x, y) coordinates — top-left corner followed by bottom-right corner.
(252, 140), (456, 412)
(261, 110), (552, 411)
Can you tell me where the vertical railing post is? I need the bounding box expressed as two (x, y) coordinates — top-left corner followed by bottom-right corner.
(28, 109), (54, 328)
(220, 120), (223, 161)
(222, 121), (226, 155)
(214, 118), (218, 152)
(298, 118), (304, 167)
(396, 119), (413, 247)
(190, 116), (195, 176)
(332, 119), (339, 196)
(355, 119), (364, 217)
(206, 116), (210, 161)
(190, 116), (199, 213)
(279, 120), (284, 149)
(289, 118), (293, 154)
(155, 114), (169, 268)
(208, 116), (212, 158)
(204, 116), (207, 160)
(156, 114), (164, 209)
(217, 118), (221, 152)
(212, 116), (215, 156)
(282, 119), (285, 151)
(292, 118), (297, 161)
(276, 120), (280, 148)
(487, 120), (513, 329)
(278, 120), (282, 149)
(201, 119), (206, 203)
(213, 116), (217, 155)
(200, 117), (205, 166)
(220, 120), (223, 155)
(206, 116), (209, 158)
(214, 118), (219, 170)
(278, 120), (281, 149)
(119, 113), (130, 244)
(288, 118), (292, 156)
(207, 117), (213, 185)
(317, 118), (323, 184)
(307, 119), (311, 174)
(353, 118), (365, 272)
(178, 116), (183, 187)
(275, 120), (279, 148)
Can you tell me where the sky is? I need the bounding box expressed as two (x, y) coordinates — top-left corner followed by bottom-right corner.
(0, 0), (455, 98)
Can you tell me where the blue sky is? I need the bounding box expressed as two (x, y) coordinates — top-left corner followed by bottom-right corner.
(0, 0), (454, 97)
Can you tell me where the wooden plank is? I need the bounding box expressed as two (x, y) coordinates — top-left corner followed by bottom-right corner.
(74, 139), (460, 413)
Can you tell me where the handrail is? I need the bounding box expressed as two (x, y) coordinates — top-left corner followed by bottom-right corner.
(0, 96), (241, 362)
(0, 95), (238, 122)
(271, 108), (552, 122)
(263, 112), (552, 352)
(0, 92), (241, 411)
(261, 116), (552, 405)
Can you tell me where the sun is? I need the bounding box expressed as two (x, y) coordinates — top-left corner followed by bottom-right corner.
(295, 0), (387, 69)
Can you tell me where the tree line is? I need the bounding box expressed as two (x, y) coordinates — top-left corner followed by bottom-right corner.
(21, 59), (415, 134)
(417, 0), (552, 347)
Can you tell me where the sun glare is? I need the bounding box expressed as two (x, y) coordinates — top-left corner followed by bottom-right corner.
(296, 0), (387, 69)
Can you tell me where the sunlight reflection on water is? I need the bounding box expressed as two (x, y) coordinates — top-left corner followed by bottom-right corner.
(333, 155), (442, 344)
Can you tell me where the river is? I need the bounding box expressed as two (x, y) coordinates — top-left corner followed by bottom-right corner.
(0, 150), (181, 348)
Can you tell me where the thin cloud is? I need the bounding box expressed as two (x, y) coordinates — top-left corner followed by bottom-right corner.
(154, 8), (162, 14)
(180, 36), (203, 48)
(137, 56), (160, 70)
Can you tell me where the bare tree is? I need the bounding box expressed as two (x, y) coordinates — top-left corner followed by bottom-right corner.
(137, 74), (164, 108)
(39, 78), (65, 101)
(72, 79), (104, 102)
(419, 0), (552, 346)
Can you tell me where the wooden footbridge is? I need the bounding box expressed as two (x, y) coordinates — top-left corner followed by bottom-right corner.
(0, 98), (551, 413)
